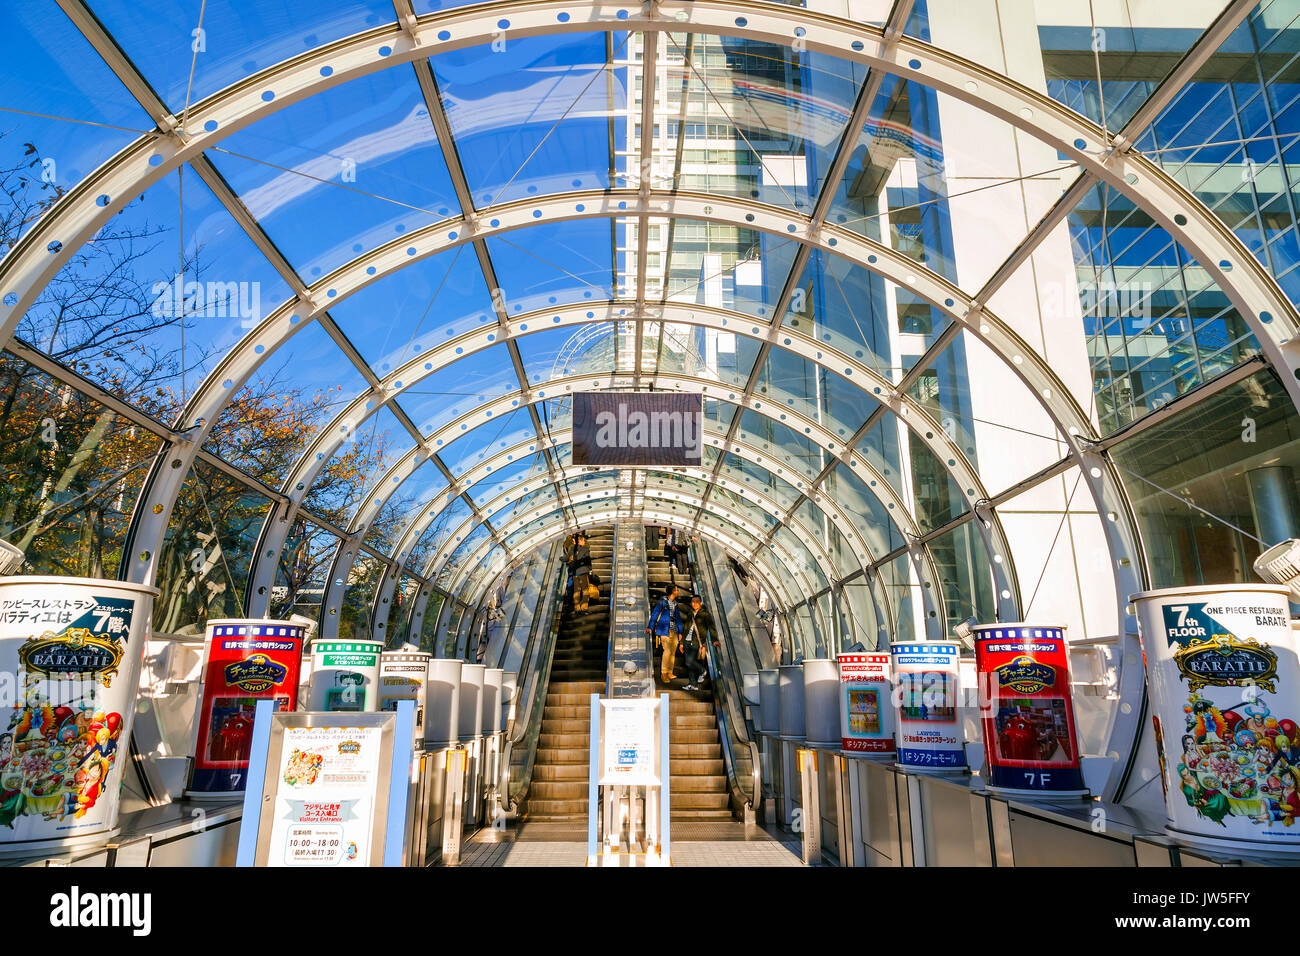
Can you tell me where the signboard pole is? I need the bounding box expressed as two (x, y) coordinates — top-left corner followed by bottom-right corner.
(660, 693), (670, 866)
(586, 693), (600, 866)
(382, 700), (415, 867)
(235, 700), (275, 867)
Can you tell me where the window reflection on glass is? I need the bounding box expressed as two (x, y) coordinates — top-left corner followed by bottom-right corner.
(1109, 369), (1300, 588)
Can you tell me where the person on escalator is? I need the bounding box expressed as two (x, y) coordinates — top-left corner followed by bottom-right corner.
(679, 593), (718, 691)
(570, 532), (593, 613)
(647, 585), (683, 684)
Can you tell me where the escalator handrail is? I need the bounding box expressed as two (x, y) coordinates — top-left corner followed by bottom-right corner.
(506, 542), (568, 807)
(689, 542), (761, 813)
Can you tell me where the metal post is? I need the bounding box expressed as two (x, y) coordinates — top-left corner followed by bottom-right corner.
(586, 693), (600, 866)
(441, 747), (466, 866)
(798, 748), (822, 866)
(660, 692), (671, 865)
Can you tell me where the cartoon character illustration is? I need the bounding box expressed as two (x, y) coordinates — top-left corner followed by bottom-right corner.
(0, 697), (123, 829)
(1179, 763), (1231, 824)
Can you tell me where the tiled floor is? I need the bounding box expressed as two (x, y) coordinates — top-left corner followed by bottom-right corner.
(456, 821), (803, 867)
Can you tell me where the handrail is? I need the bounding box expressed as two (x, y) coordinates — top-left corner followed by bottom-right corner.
(693, 541), (762, 815)
(506, 540), (567, 808)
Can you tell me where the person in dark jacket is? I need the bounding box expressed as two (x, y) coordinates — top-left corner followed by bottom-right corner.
(646, 585), (683, 683)
(569, 532), (593, 612)
(679, 594), (718, 690)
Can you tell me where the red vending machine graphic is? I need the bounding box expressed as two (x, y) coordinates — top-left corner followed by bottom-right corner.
(972, 624), (1085, 796)
(189, 620), (306, 795)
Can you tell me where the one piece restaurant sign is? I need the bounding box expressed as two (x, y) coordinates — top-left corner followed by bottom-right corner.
(571, 392), (703, 466)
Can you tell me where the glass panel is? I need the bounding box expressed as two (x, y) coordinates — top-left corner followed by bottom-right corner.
(486, 218), (615, 312)
(338, 553), (382, 641)
(204, 319), (370, 486)
(1130, 3), (1300, 303)
(907, 329), (1067, 495)
(0, 355), (162, 578)
(517, 322), (617, 383)
(878, 551), (923, 643)
(660, 222), (797, 321)
(658, 35), (863, 213)
(1036, 3), (1239, 132)
(326, 246), (494, 376)
(269, 516), (340, 623)
(1, 8), (151, 245)
(1109, 368), (1300, 588)
(211, 65), (459, 281)
(1067, 181), (1259, 434)
(432, 32), (628, 205)
(825, 461), (905, 556)
(713, 449), (804, 511)
(469, 454), (549, 509)
(398, 343), (519, 437)
(16, 169), (291, 412)
(927, 519), (995, 634)
(309, 404), (415, 519)
(843, 577), (888, 650)
(437, 407), (537, 478)
(752, 343), (881, 442)
(733, 407), (825, 484)
(783, 248), (949, 384)
(87, 0), (396, 109)
(154, 460), (274, 635)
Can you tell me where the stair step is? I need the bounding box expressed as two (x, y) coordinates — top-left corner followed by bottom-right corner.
(534, 749), (590, 764)
(528, 799), (588, 816)
(670, 743), (722, 758)
(530, 781), (588, 799)
(671, 810), (736, 820)
(546, 693), (599, 707)
(665, 700), (715, 715)
(670, 774), (728, 792)
(671, 729), (720, 745)
(532, 763), (589, 782)
(671, 715), (717, 729)
(550, 681), (605, 693)
(538, 733), (590, 749)
(670, 758), (724, 775)
(671, 792), (731, 810)
(540, 705), (594, 720)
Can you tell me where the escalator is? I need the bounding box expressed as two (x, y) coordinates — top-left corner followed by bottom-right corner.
(644, 533), (736, 822)
(524, 527), (614, 821)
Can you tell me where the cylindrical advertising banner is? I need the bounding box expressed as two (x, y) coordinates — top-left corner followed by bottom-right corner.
(971, 624), (1085, 797)
(1131, 584), (1300, 852)
(308, 641), (383, 712)
(838, 652), (895, 757)
(378, 651), (432, 743)
(189, 619), (307, 796)
(0, 576), (158, 856)
(802, 659), (840, 746)
(778, 664), (806, 740)
(459, 664), (485, 743)
(425, 659), (462, 746)
(758, 669), (779, 734)
(482, 668), (504, 735)
(891, 641), (966, 772)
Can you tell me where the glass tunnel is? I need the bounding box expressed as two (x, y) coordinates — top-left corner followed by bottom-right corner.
(3, 0), (1300, 875)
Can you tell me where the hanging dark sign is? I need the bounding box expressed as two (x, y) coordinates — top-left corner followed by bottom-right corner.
(571, 392), (703, 466)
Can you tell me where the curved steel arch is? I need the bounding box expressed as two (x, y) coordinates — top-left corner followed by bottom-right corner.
(228, 289), (1019, 618)
(377, 430), (910, 578)
(426, 468), (853, 592)
(447, 498), (852, 654)
(349, 431), (906, 639)
(289, 369), (953, 630)
(399, 509), (803, 647)
(4, 0), (1296, 402)
(372, 451), (901, 643)
(451, 493), (822, 605)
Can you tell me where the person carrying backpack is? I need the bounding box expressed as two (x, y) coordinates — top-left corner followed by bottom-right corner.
(646, 585), (683, 683)
(569, 532), (593, 612)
